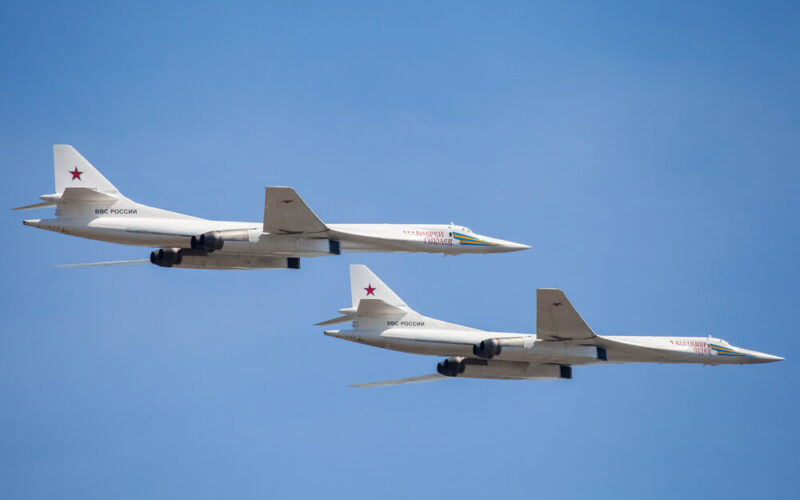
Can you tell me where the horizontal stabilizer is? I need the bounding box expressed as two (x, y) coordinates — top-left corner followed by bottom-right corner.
(536, 289), (596, 341)
(314, 315), (353, 326)
(58, 187), (119, 203)
(14, 187), (118, 210)
(12, 201), (56, 211)
(263, 187), (327, 235)
(315, 298), (407, 326)
(356, 298), (407, 317)
(351, 373), (446, 388)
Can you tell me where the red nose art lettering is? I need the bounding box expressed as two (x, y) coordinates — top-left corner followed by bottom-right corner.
(364, 284), (376, 296)
(69, 167), (83, 180)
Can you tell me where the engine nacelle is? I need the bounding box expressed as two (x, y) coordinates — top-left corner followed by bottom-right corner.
(473, 339), (503, 359)
(437, 357), (490, 377)
(191, 231), (225, 252)
(149, 250), (299, 270)
(438, 357), (569, 380)
(190, 229), (250, 252)
(150, 248), (183, 267)
(437, 357), (466, 377)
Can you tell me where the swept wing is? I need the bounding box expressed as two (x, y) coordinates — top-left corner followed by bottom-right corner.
(536, 288), (596, 341)
(263, 187), (327, 235)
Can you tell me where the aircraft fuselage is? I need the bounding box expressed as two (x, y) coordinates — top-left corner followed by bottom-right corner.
(23, 216), (528, 257)
(325, 326), (782, 366)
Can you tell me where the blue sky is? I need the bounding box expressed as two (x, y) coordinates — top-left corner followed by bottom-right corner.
(1, 1), (798, 498)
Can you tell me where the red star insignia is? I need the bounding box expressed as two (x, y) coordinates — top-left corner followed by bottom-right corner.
(364, 284), (376, 296)
(552, 302), (562, 307)
(69, 167), (83, 180)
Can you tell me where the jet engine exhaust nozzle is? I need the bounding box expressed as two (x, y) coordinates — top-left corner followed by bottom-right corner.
(150, 248), (183, 267)
(437, 357), (467, 377)
(191, 231), (225, 253)
(473, 339), (503, 359)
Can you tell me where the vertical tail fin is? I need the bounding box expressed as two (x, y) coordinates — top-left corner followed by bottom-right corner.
(54, 145), (119, 195)
(349, 265), (407, 308)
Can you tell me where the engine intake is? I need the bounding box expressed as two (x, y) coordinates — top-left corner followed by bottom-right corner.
(473, 339), (503, 359)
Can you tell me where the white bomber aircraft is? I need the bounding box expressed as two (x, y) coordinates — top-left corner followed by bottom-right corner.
(14, 146), (529, 269)
(320, 265), (784, 387)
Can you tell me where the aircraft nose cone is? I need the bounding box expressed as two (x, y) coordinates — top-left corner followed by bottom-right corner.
(492, 238), (531, 252)
(743, 349), (785, 363)
(756, 353), (785, 363)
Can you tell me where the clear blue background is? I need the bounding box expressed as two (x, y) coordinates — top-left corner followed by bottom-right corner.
(1, 1), (798, 498)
